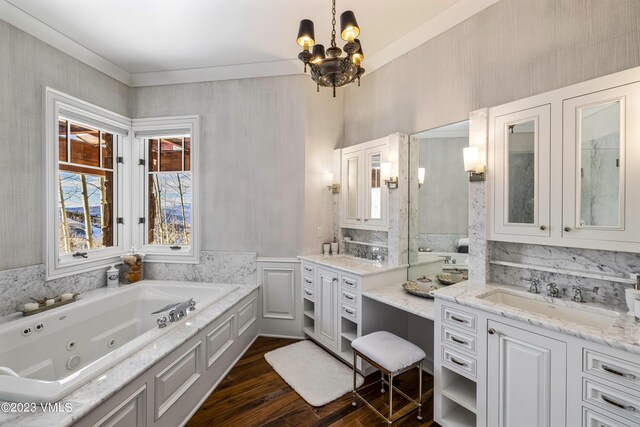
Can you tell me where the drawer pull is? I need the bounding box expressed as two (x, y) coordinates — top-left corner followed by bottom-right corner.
(304, 290), (313, 296)
(450, 357), (467, 367)
(601, 395), (636, 412)
(304, 278), (313, 284)
(451, 336), (468, 345)
(344, 294), (355, 301)
(450, 315), (468, 324)
(344, 307), (355, 315)
(304, 266), (313, 272)
(344, 280), (355, 286)
(602, 365), (637, 380)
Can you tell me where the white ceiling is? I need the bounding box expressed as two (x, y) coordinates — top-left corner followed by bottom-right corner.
(1, 0), (501, 86)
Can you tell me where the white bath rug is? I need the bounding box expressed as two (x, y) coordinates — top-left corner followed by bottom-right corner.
(264, 340), (364, 407)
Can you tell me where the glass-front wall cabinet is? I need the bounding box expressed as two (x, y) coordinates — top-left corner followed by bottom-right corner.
(340, 137), (389, 231)
(562, 82), (640, 244)
(492, 104), (551, 238)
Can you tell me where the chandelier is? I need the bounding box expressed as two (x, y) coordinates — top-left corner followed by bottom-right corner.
(296, 0), (365, 97)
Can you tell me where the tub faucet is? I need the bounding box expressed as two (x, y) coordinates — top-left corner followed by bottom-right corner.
(152, 298), (196, 328)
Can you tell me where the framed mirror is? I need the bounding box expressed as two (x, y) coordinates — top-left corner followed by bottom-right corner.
(408, 120), (470, 279)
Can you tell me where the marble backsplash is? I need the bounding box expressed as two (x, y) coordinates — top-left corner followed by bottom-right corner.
(0, 251), (257, 317)
(488, 241), (640, 309)
(340, 228), (389, 260)
(417, 234), (468, 253)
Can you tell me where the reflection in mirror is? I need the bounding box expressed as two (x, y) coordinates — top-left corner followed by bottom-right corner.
(408, 121), (469, 277)
(347, 156), (358, 218)
(369, 153), (382, 219)
(579, 101), (621, 228)
(507, 120), (536, 224)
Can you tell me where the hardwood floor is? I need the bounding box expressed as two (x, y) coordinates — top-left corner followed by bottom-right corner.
(187, 337), (440, 427)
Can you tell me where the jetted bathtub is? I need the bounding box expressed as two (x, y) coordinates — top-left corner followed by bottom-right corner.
(0, 280), (238, 403)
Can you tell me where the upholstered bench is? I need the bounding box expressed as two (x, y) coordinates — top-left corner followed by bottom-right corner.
(351, 331), (426, 424)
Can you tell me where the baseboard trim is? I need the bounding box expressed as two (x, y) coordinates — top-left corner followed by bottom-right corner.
(180, 333), (259, 427)
(258, 333), (306, 340)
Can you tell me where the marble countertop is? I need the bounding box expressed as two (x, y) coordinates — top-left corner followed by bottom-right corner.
(362, 283), (435, 320)
(0, 283), (258, 427)
(432, 281), (640, 355)
(298, 255), (408, 276)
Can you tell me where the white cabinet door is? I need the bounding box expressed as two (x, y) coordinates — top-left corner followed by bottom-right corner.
(363, 142), (388, 230)
(492, 104), (551, 238)
(341, 147), (364, 228)
(562, 82), (640, 247)
(487, 320), (566, 427)
(316, 268), (339, 350)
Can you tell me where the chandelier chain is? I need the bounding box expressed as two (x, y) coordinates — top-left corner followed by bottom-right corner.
(331, 0), (337, 47)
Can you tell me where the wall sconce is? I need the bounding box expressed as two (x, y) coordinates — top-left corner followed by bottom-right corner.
(325, 172), (341, 193)
(418, 167), (425, 188)
(381, 162), (398, 189)
(463, 146), (485, 182)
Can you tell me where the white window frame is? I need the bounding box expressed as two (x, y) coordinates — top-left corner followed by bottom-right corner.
(44, 88), (132, 279)
(131, 116), (200, 263)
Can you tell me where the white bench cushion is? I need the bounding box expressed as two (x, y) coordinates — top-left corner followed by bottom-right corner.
(351, 331), (426, 373)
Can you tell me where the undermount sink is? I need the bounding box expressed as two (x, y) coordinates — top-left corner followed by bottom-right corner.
(478, 289), (619, 330)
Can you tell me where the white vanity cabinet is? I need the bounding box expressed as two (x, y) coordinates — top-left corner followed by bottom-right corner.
(488, 69), (640, 252)
(434, 298), (640, 427)
(340, 136), (392, 231)
(300, 258), (406, 370)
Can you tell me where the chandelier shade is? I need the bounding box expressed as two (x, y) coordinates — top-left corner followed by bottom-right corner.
(296, 19), (315, 49)
(295, 0), (365, 97)
(339, 11), (360, 42)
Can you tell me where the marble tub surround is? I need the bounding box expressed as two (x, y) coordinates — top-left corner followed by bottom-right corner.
(0, 265), (109, 318)
(298, 254), (407, 277)
(0, 251), (257, 318)
(0, 283), (258, 427)
(432, 281), (640, 356)
(489, 241), (640, 309)
(362, 283), (435, 320)
(145, 250), (257, 285)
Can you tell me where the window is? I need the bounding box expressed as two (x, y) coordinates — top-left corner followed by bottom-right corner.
(45, 88), (131, 279)
(132, 117), (200, 262)
(45, 89), (199, 278)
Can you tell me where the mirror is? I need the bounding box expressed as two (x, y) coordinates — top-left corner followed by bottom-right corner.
(347, 156), (359, 218)
(369, 153), (382, 220)
(578, 100), (621, 228)
(507, 120), (536, 224)
(408, 120), (470, 277)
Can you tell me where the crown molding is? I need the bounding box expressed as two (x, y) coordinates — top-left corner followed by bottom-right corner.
(1, 0), (131, 85)
(3, 0), (502, 88)
(130, 59), (302, 87)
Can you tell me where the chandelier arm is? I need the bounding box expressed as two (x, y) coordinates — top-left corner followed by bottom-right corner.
(331, 0), (337, 48)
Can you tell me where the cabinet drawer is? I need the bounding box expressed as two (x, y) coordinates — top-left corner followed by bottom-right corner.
(442, 347), (476, 378)
(303, 276), (314, 287)
(583, 407), (633, 427)
(302, 263), (315, 275)
(303, 286), (315, 301)
(442, 305), (477, 333)
(341, 304), (358, 321)
(341, 289), (358, 306)
(442, 325), (476, 355)
(584, 349), (640, 392)
(342, 276), (359, 291)
(583, 379), (640, 423)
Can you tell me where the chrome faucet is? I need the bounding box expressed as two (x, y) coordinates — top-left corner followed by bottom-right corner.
(520, 277), (540, 294)
(546, 283), (561, 298)
(571, 286), (599, 303)
(152, 298), (196, 328)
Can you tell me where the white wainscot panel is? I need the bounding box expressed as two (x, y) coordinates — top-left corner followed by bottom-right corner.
(262, 267), (296, 320)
